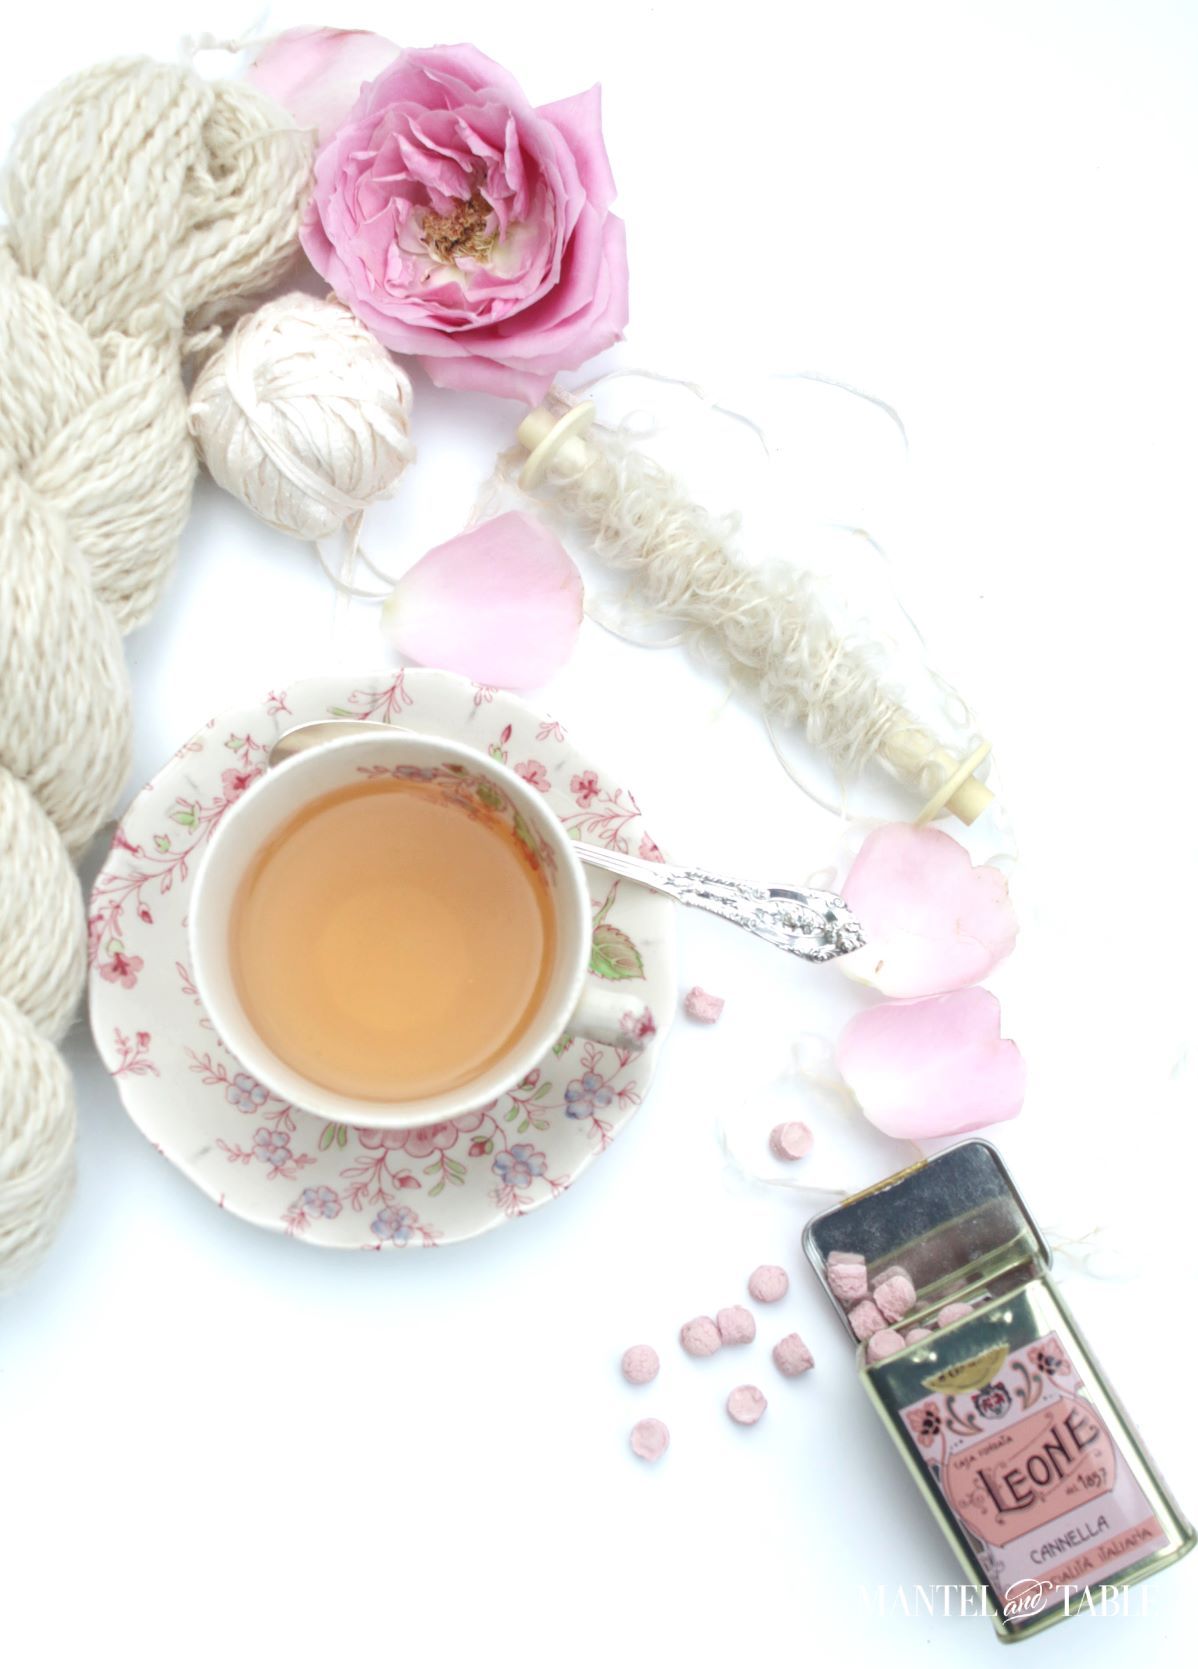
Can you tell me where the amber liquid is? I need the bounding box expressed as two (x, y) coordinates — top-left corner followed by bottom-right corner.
(230, 777), (556, 1102)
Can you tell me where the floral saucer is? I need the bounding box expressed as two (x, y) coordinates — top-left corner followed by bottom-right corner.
(88, 670), (677, 1249)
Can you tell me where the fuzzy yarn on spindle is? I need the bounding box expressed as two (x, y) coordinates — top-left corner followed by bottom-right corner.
(0, 59), (310, 1285)
(526, 413), (914, 775)
(189, 291), (415, 541)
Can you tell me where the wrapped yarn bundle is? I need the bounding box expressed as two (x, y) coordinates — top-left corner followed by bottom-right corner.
(189, 291), (415, 542)
(0, 59), (311, 1284)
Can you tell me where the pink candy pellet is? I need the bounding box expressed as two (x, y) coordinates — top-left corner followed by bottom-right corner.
(848, 1298), (888, 1341)
(937, 1302), (974, 1328)
(683, 986), (725, 1023)
(621, 1345), (660, 1385)
(717, 1305), (756, 1346)
(827, 1261), (870, 1305)
(630, 1418), (670, 1462)
(747, 1264), (789, 1303)
(726, 1385), (767, 1426)
(680, 1316), (722, 1356)
(769, 1120), (814, 1161)
(865, 1327), (906, 1363)
(875, 1264), (912, 1286)
(772, 1333), (815, 1377)
(905, 1327), (934, 1344)
(873, 1273), (916, 1325)
(827, 1250), (865, 1265)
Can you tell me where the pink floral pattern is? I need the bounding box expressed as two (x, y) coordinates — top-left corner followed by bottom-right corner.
(89, 670), (676, 1251)
(515, 760), (549, 791)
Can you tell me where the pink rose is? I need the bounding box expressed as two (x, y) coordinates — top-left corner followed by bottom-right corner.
(252, 35), (627, 403)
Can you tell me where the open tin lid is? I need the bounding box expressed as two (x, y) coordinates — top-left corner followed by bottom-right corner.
(803, 1140), (1052, 1341)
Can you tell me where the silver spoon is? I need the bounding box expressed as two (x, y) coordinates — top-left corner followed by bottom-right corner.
(269, 720), (865, 963)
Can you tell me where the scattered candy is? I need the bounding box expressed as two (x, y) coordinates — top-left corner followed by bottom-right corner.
(772, 1333), (815, 1377)
(680, 1316), (722, 1357)
(621, 1345), (660, 1385)
(873, 1273), (916, 1325)
(866, 1327), (907, 1363)
(769, 1120), (814, 1161)
(905, 1327), (934, 1343)
(937, 1302), (974, 1328)
(630, 1417), (670, 1462)
(827, 1261), (870, 1305)
(747, 1264), (789, 1303)
(848, 1298), (888, 1341)
(683, 986), (725, 1023)
(726, 1385), (768, 1426)
(717, 1305), (756, 1346)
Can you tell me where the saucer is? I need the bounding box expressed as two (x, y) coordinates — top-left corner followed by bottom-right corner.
(88, 670), (677, 1249)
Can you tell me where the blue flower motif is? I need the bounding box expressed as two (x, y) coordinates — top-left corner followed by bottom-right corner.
(252, 1127), (291, 1166)
(226, 1072), (269, 1114)
(372, 1204), (416, 1244)
(563, 1071), (614, 1119)
(302, 1184), (341, 1220)
(492, 1143), (547, 1190)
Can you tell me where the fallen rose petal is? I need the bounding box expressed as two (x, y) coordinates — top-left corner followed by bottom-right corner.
(840, 823), (1017, 998)
(382, 511), (583, 689)
(837, 988), (1025, 1140)
(249, 28), (400, 145)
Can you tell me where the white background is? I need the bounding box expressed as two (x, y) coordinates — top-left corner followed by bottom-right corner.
(3, 3), (1197, 1665)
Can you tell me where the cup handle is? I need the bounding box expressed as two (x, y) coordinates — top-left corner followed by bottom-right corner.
(566, 985), (653, 1054)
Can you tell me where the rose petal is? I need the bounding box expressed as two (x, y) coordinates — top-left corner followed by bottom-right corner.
(839, 823), (1017, 998)
(837, 989), (1026, 1140)
(382, 512), (583, 689)
(248, 28), (400, 146)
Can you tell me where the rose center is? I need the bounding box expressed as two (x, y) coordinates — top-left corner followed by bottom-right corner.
(421, 193), (496, 267)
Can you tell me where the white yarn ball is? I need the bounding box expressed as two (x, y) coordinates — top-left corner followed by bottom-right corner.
(188, 292), (416, 541)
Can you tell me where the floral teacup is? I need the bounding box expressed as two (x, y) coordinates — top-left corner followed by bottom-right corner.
(189, 730), (645, 1130)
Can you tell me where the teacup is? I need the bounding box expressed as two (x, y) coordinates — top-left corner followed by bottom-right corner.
(189, 730), (644, 1129)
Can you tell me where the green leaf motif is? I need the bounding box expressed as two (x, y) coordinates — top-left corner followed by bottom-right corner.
(512, 811), (539, 854)
(476, 781), (504, 812)
(428, 1179), (446, 1199)
(589, 922), (645, 981)
(153, 834), (171, 853)
(169, 805), (197, 829)
(318, 1123), (336, 1151)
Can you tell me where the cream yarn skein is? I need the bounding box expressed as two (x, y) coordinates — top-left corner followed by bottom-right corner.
(0, 59), (311, 1285)
(189, 291), (415, 542)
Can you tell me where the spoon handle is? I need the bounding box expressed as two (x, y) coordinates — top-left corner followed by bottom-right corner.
(574, 842), (862, 963)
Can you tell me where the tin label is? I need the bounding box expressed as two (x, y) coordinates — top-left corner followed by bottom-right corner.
(901, 1332), (1168, 1614)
